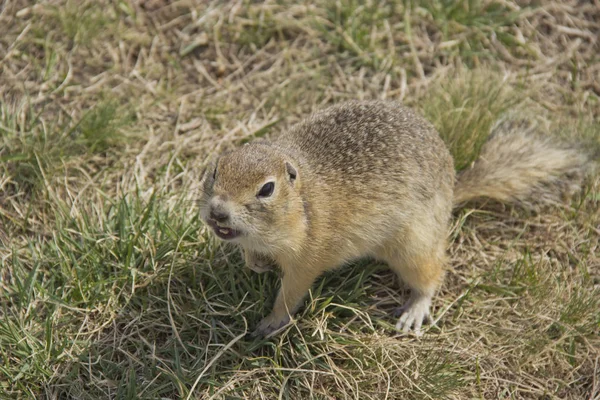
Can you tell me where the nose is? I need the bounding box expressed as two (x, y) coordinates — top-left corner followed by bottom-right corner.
(210, 208), (229, 223)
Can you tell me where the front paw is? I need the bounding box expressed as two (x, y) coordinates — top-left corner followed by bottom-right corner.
(247, 260), (273, 274)
(252, 313), (290, 338)
(245, 252), (275, 274)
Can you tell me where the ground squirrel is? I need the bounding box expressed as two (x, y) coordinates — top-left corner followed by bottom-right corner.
(198, 100), (590, 337)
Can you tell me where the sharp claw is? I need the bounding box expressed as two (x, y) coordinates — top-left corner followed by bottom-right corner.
(252, 315), (290, 338)
(251, 328), (263, 338)
(425, 313), (433, 325)
(414, 319), (423, 335)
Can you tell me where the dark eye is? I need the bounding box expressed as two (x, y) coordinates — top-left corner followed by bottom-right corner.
(257, 182), (275, 198)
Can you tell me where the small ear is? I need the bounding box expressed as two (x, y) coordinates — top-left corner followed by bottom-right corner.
(199, 158), (217, 185)
(285, 161), (297, 184)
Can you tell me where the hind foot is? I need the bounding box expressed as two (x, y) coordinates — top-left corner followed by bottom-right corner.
(394, 293), (432, 335)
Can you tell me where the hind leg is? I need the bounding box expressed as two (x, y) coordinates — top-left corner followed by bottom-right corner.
(390, 251), (445, 334)
(377, 209), (449, 335)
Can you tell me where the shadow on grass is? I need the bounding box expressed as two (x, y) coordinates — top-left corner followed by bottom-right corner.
(60, 251), (464, 399)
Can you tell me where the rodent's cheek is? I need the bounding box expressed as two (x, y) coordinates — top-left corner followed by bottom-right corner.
(227, 211), (247, 227)
(236, 215), (261, 235)
(244, 203), (264, 213)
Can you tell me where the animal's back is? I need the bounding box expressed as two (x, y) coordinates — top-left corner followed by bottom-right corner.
(276, 100), (454, 201)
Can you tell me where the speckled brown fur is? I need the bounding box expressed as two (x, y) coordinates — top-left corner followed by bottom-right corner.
(198, 100), (590, 337)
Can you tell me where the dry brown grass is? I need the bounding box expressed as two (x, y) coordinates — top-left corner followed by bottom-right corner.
(0, 1), (599, 399)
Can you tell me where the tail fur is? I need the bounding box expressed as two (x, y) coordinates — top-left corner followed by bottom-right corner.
(453, 117), (594, 208)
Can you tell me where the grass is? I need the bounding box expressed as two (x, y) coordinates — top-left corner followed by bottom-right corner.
(417, 0), (530, 64)
(1, 0), (599, 399)
(0, 99), (134, 195)
(417, 69), (522, 170)
(318, 0), (398, 69)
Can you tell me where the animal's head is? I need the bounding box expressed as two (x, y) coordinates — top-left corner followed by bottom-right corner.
(198, 143), (306, 255)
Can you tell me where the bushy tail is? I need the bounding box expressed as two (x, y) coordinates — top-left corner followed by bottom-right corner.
(453, 118), (594, 208)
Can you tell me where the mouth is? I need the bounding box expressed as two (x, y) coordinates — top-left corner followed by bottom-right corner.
(207, 220), (242, 240)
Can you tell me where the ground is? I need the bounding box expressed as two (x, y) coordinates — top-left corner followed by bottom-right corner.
(0, 1), (599, 399)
